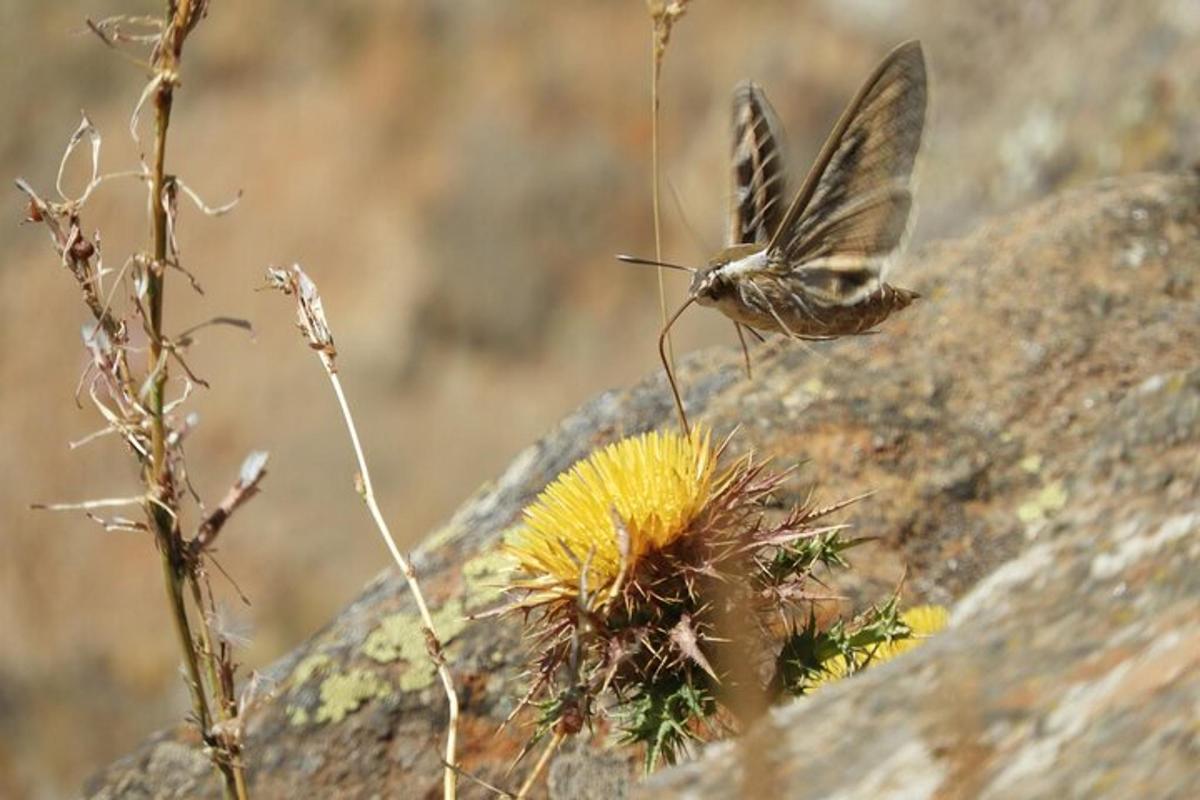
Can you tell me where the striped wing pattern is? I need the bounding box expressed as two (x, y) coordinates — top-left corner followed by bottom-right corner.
(768, 41), (927, 305)
(728, 81), (789, 248)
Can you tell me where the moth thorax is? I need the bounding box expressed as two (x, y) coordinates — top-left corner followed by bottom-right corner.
(691, 245), (766, 306)
(720, 247), (769, 281)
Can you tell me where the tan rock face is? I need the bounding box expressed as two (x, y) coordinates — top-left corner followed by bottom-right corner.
(87, 173), (1199, 798)
(12, 3), (1200, 794)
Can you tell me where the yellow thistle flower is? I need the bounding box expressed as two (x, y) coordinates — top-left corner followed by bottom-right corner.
(813, 604), (950, 687)
(504, 427), (717, 601)
(497, 424), (897, 769)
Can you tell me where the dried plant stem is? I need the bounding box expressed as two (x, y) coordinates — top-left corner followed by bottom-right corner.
(325, 369), (459, 800)
(155, 537), (241, 797)
(157, 543), (211, 734)
(24, 3), (261, 796)
(146, 24), (209, 761)
(146, 4), (178, 474)
(188, 578), (250, 800)
(650, 36), (674, 370)
(144, 2), (245, 798)
(515, 731), (565, 800)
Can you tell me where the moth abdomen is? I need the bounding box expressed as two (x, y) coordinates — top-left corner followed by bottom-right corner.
(724, 276), (918, 339)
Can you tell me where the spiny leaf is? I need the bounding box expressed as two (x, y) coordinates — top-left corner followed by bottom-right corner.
(668, 613), (717, 680)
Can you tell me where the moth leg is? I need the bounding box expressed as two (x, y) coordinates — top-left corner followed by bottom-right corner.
(766, 305), (801, 339)
(786, 289), (827, 328)
(734, 322), (753, 380)
(742, 280), (802, 339)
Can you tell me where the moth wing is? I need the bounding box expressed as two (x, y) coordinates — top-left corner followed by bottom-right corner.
(768, 40), (927, 305)
(728, 81), (790, 247)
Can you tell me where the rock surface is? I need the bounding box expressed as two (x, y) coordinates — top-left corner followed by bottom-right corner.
(85, 172), (1200, 798)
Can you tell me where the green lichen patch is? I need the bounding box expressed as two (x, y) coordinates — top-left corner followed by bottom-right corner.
(461, 548), (516, 612)
(361, 599), (467, 691)
(1017, 481), (1069, 524)
(290, 652), (333, 688)
(801, 376), (828, 397)
(313, 669), (391, 724)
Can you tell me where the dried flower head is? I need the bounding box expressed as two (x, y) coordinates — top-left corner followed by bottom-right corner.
(265, 264), (337, 366)
(647, 0), (692, 62)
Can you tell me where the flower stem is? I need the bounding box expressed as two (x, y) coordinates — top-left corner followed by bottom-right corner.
(326, 368), (459, 800)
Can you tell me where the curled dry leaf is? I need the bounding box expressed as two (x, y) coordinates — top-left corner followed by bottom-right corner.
(192, 450), (270, 553)
(56, 112), (102, 205)
(265, 264), (337, 365)
(176, 177), (242, 217)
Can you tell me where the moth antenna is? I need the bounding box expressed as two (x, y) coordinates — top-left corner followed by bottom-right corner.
(616, 254), (697, 273)
(667, 177), (716, 254)
(658, 296), (696, 434)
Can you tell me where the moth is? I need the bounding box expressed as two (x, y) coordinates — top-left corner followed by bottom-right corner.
(621, 40), (927, 432)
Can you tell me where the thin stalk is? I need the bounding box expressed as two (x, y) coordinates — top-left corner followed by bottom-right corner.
(145, 7), (213, 763)
(157, 536), (210, 736)
(144, 3), (244, 797)
(515, 731), (565, 800)
(146, 7), (177, 453)
(325, 368), (459, 800)
(152, 516), (235, 797)
(650, 37), (675, 370)
(189, 577), (249, 800)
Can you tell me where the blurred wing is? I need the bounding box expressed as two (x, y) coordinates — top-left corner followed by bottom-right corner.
(728, 81), (789, 247)
(767, 40), (927, 304)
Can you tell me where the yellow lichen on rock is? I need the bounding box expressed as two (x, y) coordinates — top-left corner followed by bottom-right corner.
(461, 549), (517, 612)
(313, 669), (392, 724)
(361, 599), (467, 691)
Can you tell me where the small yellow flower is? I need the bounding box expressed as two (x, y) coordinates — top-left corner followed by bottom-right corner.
(895, 605), (950, 646)
(814, 604), (950, 686)
(504, 428), (717, 601)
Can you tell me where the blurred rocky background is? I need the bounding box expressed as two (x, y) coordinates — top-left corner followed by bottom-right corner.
(3, 1), (1200, 797)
